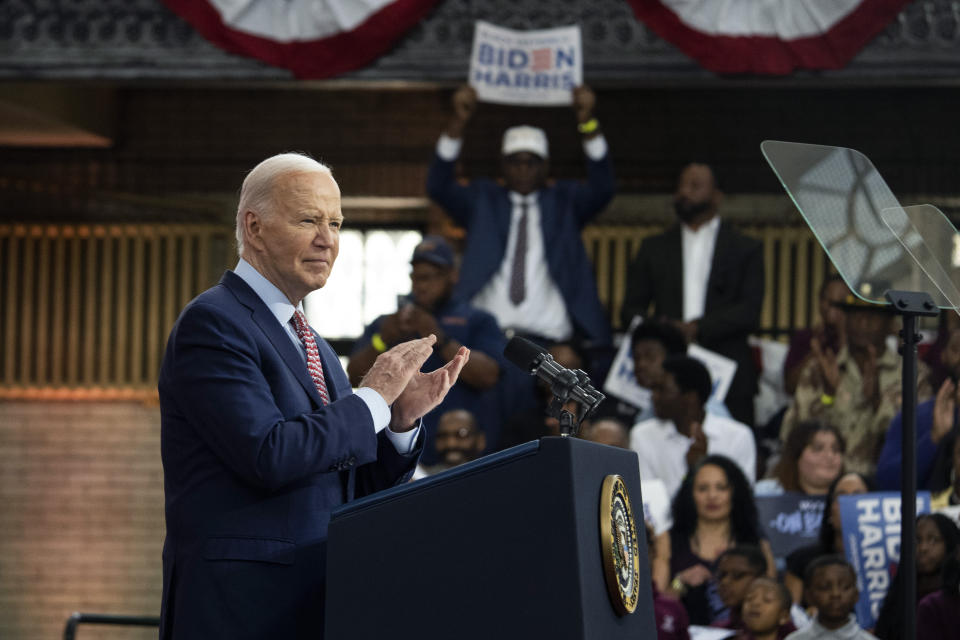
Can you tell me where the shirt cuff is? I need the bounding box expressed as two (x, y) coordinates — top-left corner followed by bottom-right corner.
(583, 134), (608, 161)
(437, 134), (463, 161)
(354, 387), (421, 454)
(355, 387), (391, 432)
(385, 422), (421, 455)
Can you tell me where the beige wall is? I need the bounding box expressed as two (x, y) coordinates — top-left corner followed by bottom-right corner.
(0, 401), (163, 640)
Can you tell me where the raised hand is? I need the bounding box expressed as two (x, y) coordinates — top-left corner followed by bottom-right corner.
(446, 85), (478, 138)
(810, 335), (840, 396)
(932, 377), (957, 444)
(685, 420), (708, 467)
(389, 346), (470, 431)
(571, 85), (596, 124)
(358, 335), (437, 406)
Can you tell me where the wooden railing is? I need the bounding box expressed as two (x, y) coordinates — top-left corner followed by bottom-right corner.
(0, 223), (234, 398)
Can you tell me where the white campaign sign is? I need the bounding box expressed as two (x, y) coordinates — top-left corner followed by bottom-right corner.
(468, 20), (582, 106)
(603, 316), (738, 410)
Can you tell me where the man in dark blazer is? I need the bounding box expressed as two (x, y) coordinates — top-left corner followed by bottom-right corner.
(426, 84), (614, 348)
(158, 153), (469, 640)
(620, 163), (764, 427)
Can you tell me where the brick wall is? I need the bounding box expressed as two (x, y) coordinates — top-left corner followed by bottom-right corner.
(0, 401), (163, 640)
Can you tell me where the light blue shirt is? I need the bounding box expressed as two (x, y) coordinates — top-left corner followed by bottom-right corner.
(234, 259), (419, 454)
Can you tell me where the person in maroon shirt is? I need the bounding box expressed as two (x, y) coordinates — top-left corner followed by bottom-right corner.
(647, 523), (691, 640)
(916, 547), (960, 638)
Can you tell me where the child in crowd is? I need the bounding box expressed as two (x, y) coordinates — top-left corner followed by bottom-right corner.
(646, 523), (691, 640)
(786, 555), (876, 640)
(740, 577), (796, 640)
(713, 546), (768, 631)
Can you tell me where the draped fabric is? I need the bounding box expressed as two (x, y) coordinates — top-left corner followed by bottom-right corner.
(160, 0), (440, 78)
(625, 0), (913, 74)
(162, 0), (912, 78)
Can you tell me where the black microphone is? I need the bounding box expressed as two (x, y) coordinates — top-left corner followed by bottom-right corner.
(503, 336), (605, 419)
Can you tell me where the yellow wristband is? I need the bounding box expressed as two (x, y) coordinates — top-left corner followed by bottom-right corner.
(371, 333), (387, 353)
(820, 393), (835, 406)
(577, 117), (599, 134)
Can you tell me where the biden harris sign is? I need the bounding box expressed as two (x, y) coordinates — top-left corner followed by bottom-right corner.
(838, 492), (930, 630)
(469, 21), (583, 106)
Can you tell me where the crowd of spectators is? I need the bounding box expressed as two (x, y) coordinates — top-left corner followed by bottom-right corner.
(341, 85), (960, 639)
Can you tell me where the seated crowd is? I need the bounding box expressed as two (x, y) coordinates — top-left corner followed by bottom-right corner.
(342, 86), (960, 639)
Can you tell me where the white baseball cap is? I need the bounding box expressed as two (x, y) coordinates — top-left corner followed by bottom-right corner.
(501, 125), (549, 159)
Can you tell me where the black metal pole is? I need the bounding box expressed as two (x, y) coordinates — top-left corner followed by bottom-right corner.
(899, 312), (918, 640)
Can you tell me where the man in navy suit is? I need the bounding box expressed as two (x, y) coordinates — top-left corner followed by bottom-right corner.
(621, 163), (764, 427)
(426, 84), (615, 348)
(158, 153), (469, 639)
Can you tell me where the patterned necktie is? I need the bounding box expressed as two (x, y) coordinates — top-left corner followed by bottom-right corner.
(509, 199), (528, 305)
(291, 310), (330, 405)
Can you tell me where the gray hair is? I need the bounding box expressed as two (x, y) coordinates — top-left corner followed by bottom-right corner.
(235, 153), (332, 256)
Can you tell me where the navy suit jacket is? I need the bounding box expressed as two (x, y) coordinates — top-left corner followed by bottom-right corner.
(426, 151), (615, 344)
(158, 271), (420, 640)
(620, 222), (764, 417)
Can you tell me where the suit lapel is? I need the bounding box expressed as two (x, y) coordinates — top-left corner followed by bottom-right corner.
(663, 226), (684, 318)
(221, 271), (326, 407)
(705, 222), (732, 310)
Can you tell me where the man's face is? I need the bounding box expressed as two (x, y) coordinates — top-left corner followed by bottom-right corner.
(819, 281), (848, 330)
(632, 338), (667, 388)
(245, 171), (342, 304)
(805, 565), (858, 627)
(410, 261), (454, 311)
(674, 163), (717, 224)
(651, 371), (685, 422)
(434, 412), (484, 467)
(501, 152), (548, 195)
(845, 309), (890, 353)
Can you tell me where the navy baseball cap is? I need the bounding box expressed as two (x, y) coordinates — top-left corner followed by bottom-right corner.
(411, 235), (455, 268)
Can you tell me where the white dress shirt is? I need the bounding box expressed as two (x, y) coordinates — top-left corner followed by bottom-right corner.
(436, 134), (608, 340)
(629, 412), (756, 499)
(235, 259), (419, 453)
(681, 215), (721, 322)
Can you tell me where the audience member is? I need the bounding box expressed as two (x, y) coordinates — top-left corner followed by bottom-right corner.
(740, 577), (796, 640)
(876, 326), (960, 491)
(932, 428), (960, 508)
(415, 410), (485, 477)
(783, 473), (871, 604)
(786, 556), (876, 640)
(582, 416), (674, 590)
(713, 545), (769, 632)
(780, 293), (932, 477)
(916, 547), (960, 638)
(666, 455), (775, 625)
(783, 275), (848, 396)
(647, 523), (692, 640)
(426, 84), (614, 347)
(756, 422), (844, 496)
(348, 236), (504, 462)
(631, 355), (756, 498)
(630, 319), (732, 423)
(621, 162), (764, 427)
(872, 512), (960, 640)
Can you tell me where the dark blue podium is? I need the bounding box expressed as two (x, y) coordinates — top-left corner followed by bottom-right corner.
(325, 436), (656, 639)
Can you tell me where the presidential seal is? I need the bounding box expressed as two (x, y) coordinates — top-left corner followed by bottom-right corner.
(599, 474), (640, 615)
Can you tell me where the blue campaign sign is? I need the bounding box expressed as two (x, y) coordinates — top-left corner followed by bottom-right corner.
(838, 491), (930, 629)
(755, 493), (826, 569)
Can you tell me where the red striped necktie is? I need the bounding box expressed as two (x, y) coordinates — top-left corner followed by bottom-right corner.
(291, 310), (330, 405)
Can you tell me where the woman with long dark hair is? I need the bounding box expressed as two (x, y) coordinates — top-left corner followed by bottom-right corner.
(873, 513), (960, 640)
(783, 471), (871, 603)
(666, 455), (775, 625)
(756, 421), (845, 496)
(916, 545), (960, 637)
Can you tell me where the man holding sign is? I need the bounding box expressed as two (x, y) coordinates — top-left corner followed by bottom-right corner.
(426, 84), (614, 348)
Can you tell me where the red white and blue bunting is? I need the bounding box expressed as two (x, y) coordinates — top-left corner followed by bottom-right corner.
(625, 0), (913, 74)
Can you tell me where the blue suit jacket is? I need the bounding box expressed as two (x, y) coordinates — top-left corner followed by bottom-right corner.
(426, 151), (615, 344)
(158, 271), (420, 640)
